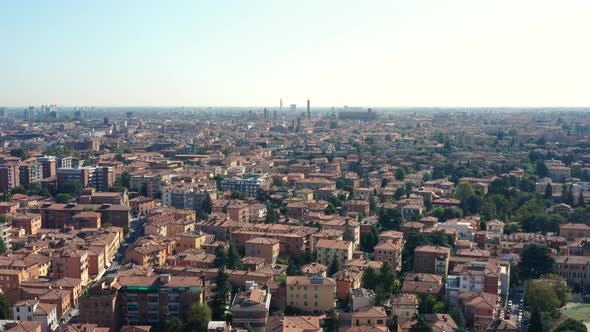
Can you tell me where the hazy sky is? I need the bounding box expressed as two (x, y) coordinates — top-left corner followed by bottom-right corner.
(1, 0), (589, 107)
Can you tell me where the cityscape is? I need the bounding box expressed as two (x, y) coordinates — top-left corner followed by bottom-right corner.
(1, 1), (590, 332)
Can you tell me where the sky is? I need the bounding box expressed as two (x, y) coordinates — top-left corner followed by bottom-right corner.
(1, 0), (590, 108)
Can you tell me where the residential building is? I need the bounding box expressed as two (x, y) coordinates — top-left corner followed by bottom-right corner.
(391, 294), (418, 320)
(373, 240), (403, 272)
(413, 246), (451, 276)
(245, 238), (280, 264)
(52, 248), (90, 285)
(221, 176), (267, 197)
(12, 299), (58, 332)
(316, 239), (353, 269)
(286, 276), (336, 312)
(231, 283), (271, 332)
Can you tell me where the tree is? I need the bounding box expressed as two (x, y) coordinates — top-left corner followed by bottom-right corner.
(202, 193), (212, 214)
(519, 244), (555, 279)
(544, 183), (553, 199)
(525, 280), (562, 315)
(362, 266), (378, 291)
(0, 293), (10, 319)
(395, 168), (405, 181)
(60, 180), (83, 196)
(0, 238), (6, 255)
(554, 318), (588, 332)
(454, 181), (475, 203)
(10, 148), (29, 161)
(55, 193), (74, 203)
(328, 256), (340, 276)
(578, 192), (586, 207)
(379, 208), (402, 230)
(226, 243), (243, 270)
(265, 204), (280, 224)
(213, 246), (227, 269)
(161, 316), (184, 332)
(410, 314), (432, 332)
(119, 171), (132, 189)
(527, 310), (543, 332)
(184, 303), (212, 332)
(212, 267), (232, 321)
(324, 310), (340, 332)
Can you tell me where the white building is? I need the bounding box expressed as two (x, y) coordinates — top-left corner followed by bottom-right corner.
(12, 299), (58, 332)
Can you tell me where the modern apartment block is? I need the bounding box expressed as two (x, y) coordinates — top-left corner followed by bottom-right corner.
(221, 176), (267, 197)
(413, 246), (451, 276)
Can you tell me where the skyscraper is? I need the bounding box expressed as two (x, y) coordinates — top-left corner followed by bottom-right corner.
(307, 100), (311, 120)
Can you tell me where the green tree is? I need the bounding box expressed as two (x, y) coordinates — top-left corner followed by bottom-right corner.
(60, 180), (83, 196)
(212, 267), (232, 321)
(361, 266), (378, 291)
(395, 168), (405, 181)
(119, 171), (132, 189)
(0, 214), (10, 224)
(544, 183), (553, 199)
(527, 310), (543, 332)
(226, 243), (243, 270)
(379, 207), (402, 230)
(578, 192), (586, 207)
(55, 193), (74, 203)
(213, 245), (227, 269)
(525, 280), (562, 315)
(519, 244), (555, 279)
(328, 256), (340, 276)
(410, 314), (432, 332)
(265, 204), (280, 224)
(554, 318), (588, 332)
(184, 303), (212, 332)
(0, 238), (6, 255)
(161, 316), (184, 332)
(324, 310), (340, 332)
(10, 148), (29, 161)
(0, 293), (10, 319)
(454, 181), (474, 203)
(202, 193), (212, 214)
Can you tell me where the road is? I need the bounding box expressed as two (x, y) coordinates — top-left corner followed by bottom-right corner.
(64, 217), (145, 324)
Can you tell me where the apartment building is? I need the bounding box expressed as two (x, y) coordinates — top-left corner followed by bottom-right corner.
(316, 239), (353, 269)
(231, 283), (271, 332)
(117, 275), (205, 326)
(373, 240), (403, 272)
(221, 176), (267, 197)
(52, 248), (90, 285)
(12, 299), (58, 332)
(553, 255), (590, 290)
(11, 213), (42, 235)
(413, 246), (451, 276)
(0, 162), (20, 192)
(286, 276), (336, 312)
(245, 237), (280, 264)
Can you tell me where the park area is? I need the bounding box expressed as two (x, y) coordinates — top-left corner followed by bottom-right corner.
(561, 303), (590, 331)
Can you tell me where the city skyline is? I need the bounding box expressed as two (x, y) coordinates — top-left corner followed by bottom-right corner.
(1, 0), (590, 107)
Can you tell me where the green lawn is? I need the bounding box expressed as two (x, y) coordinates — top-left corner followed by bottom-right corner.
(561, 304), (590, 321)
(561, 304), (590, 331)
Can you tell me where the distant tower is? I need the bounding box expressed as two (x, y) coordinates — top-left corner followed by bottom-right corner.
(296, 117), (301, 132)
(273, 110), (277, 120)
(280, 99), (283, 111)
(0, 107), (6, 118)
(291, 119), (296, 132)
(307, 100), (311, 120)
(263, 108), (268, 121)
(290, 104), (296, 112)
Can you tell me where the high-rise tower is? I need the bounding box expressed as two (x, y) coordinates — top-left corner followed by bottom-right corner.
(307, 100), (310, 120)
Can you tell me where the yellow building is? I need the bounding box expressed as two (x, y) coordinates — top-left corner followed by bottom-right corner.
(286, 276), (336, 312)
(316, 239), (353, 269)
